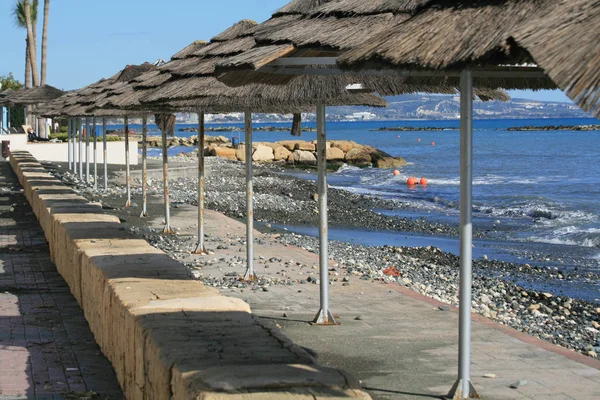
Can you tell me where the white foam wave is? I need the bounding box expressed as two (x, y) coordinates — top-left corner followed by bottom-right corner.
(477, 202), (597, 225)
(426, 174), (556, 186)
(526, 226), (600, 247)
(335, 163), (362, 174)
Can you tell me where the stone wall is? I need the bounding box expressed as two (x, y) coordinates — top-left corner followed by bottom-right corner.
(9, 151), (371, 400)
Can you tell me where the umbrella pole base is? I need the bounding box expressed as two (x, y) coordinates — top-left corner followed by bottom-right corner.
(311, 309), (339, 326)
(140, 210), (148, 218)
(163, 226), (175, 234)
(445, 379), (480, 399)
(193, 245), (207, 255)
(123, 200), (131, 207)
(243, 269), (258, 281)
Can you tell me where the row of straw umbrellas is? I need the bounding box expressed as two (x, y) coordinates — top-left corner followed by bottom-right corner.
(29, 0), (599, 399)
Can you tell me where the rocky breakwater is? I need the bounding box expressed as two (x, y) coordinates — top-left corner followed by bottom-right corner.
(210, 139), (407, 169)
(506, 124), (600, 131)
(145, 134), (230, 148)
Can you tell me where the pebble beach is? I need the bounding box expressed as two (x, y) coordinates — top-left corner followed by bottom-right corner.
(53, 154), (600, 359)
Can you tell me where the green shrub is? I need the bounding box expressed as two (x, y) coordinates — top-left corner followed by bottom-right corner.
(47, 133), (122, 142)
(49, 133), (68, 141)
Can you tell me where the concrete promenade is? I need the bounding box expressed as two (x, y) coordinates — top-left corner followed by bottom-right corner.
(0, 161), (123, 399)
(94, 189), (600, 400)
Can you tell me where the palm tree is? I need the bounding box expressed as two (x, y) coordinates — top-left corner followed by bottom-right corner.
(41, 0), (49, 84)
(13, 0), (38, 88)
(23, 0), (39, 87)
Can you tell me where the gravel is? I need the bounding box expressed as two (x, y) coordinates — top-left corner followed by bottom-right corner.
(51, 155), (600, 359)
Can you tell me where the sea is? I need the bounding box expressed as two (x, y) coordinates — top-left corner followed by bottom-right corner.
(121, 117), (600, 300)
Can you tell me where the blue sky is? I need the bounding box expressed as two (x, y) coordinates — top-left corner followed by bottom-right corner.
(0, 0), (572, 103)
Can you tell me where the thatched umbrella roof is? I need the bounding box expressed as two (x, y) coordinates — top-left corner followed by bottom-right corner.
(6, 84), (66, 106)
(40, 64), (155, 118)
(215, 0), (599, 116)
(116, 19), (503, 115)
(0, 89), (15, 106)
(85, 20), (395, 116)
(171, 40), (209, 60)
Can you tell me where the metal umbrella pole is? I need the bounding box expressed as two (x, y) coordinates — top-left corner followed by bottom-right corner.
(74, 118), (78, 173)
(194, 111), (206, 254)
(448, 70), (479, 400)
(78, 118), (83, 179)
(93, 118), (98, 191)
(140, 115), (148, 217)
(103, 118), (108, 191)
(85, 117), (90, 184)
(312, 101), (337, 325)
(124, 116), (132, 207)
(67, 119), (72, 171)
(162, 126), (173, 233)
(198, 112), (206, 250)
(243, 109), (256, 280)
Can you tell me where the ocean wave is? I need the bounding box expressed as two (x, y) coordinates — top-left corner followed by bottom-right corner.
(525, 226), (600, 248)
(335, 164), (362, 174)
(476, 202), (596, 224)
(426, 174), (557, 186)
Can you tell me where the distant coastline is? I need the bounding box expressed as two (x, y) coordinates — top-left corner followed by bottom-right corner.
(506, 124), (600, 131)
(370, 126), (459, 132)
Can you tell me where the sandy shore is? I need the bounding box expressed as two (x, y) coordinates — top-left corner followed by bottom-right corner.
(52, 155), (600, 359)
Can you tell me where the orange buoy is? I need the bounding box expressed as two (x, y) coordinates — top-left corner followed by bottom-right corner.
(417, 138), (421, 142)
(407, 177), (418, 185)
(420, 177), (428, 186)
(393, 170), (400, 176)
(431, 142), (436, 146)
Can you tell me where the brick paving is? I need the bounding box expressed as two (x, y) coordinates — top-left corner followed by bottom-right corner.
(0, 162), (123, 400)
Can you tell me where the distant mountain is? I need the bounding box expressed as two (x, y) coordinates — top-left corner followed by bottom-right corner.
(323, 94), (589, 121)
(116, 94), (590, 125)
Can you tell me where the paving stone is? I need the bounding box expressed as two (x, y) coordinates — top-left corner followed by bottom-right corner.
(0, 161), (123, 400)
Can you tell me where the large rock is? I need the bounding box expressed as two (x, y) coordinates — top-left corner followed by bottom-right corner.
(310, 139), (331, 148)
(252, 145), (275, 162)
(277, 140), (304, 151)
(374, 156), (408, 168)
(273, 146), (292, 161)
(367, 147), (408, 168)
(263, 142), (281, 150)
(295, 142), (316, 151)
(331, 140), (359, 153)
(326, 147), (345, 161)
(293, 150), (317, 165)
(345, 147), (372, 165)
(236, 145), (246, 162)
(211, 147), (237, 160)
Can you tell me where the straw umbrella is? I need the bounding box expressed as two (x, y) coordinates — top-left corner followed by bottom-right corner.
(136, 17), (507, 325)
(6, 84), (66, 138)
(175, 16), (507, 323)
(213, 0), (599, 398)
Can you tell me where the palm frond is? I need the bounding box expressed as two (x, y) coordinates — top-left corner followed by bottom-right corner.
(13, 0), (38, 28)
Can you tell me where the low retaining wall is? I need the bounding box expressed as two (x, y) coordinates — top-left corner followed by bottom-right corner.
(4, 134), (138, 165)
(10, 150), (371, 400)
